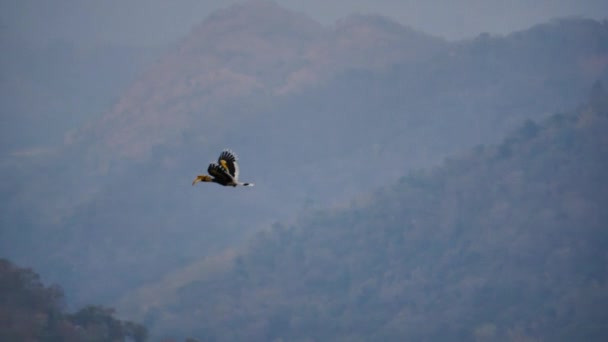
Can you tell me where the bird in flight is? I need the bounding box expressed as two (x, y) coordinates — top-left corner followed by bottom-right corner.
(192, 150), (254, 187)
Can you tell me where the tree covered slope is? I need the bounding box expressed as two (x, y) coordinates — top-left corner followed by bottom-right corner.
(126, 86), (608, 341)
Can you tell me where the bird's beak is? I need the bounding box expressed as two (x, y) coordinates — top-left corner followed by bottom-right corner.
(192, 178), (201, 186)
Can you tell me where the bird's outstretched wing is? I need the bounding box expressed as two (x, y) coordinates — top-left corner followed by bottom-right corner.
(218, 149), (239, 180)
(208, 162), (233, 184)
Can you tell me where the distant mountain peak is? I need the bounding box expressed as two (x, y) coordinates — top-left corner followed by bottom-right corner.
(336, 13), (417, 34)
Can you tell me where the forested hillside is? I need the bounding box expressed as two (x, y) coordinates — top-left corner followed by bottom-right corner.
(122, 86), (608, 341)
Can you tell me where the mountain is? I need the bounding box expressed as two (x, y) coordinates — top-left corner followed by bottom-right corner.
(118, 87), (608, 341)
(1, 0), (607, 307)
(72, 1), (446, 163)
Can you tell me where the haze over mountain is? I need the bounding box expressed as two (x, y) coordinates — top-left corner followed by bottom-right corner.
(3, 0), (608, 45)
(1, 1), (607, 334)
(0, 38), (163, 154)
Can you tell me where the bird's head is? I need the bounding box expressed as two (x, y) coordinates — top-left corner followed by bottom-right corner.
(192, 175), (213, 186)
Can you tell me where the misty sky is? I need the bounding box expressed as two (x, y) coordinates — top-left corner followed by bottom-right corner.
(1, 0), (607, 47)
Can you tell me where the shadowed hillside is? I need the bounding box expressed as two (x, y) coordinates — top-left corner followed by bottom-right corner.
(120, 88), (608, 341)
(1, 1), (607, 307)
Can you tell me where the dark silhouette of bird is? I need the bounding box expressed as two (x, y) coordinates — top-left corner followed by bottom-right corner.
(192, 150), (254, 187)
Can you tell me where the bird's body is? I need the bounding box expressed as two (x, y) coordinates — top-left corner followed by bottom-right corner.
(192, 150), (254, 187)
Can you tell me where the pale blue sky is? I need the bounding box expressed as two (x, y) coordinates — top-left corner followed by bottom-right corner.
(1, 0), (607, 46)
